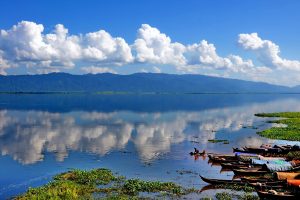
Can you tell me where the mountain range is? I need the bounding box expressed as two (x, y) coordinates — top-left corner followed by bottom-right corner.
(0, 73), (298, 93)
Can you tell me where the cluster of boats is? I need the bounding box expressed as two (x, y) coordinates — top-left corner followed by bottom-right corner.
(195, 144), (300, 199)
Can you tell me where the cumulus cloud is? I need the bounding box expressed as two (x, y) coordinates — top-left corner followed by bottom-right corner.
(132, 25), (270, 76)
(0, 21), (133, 73)
(185, 40), (268, 73)
(81, 66), (117, 74)
(238, 33), (300, 71)
(2, 21), (300, 84)
(0, 51), (11, 75)
(134, 24), (186, 66)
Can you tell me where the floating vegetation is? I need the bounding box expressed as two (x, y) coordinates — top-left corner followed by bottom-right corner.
(255, 112), (300, 141)
(213, 184), (255, 193)
(15, 168), (196, 200)
(242, 126), (258, 129)
(176, 170), (198, 175)
(238, 193), (259, 200)
(208, 139), (229, 144)
(202, 192), (259, 200)
(215, 192), (232, 200)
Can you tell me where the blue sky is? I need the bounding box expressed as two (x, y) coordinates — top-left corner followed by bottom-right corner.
(0, 0), (300, 85)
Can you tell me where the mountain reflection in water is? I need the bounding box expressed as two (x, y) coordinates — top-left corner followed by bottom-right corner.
(1, 94), (300, 199)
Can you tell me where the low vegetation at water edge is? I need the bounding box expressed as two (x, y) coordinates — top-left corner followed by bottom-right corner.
(255, 112), (300, 141)
(15, 168), (195, 200)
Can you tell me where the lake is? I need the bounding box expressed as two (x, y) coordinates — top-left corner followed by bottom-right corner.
(1, 94), (300, 199)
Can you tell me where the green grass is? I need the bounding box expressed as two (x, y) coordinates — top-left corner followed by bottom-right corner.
(238, 193), (259, 200)
(255, 112), (300, 141)
(122, 179), (183, 195)
(215, 192), (232, 200)
(15, 168), (192, 200)
(213, 184), (255, 192)
(208, 139), (229, 144)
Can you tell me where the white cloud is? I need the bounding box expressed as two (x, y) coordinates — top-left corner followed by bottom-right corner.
(81, 66), (117, 74)
(2, 21), (300, 85)
(82, 30), (133, 64)
(134, 24), (186, 66)
(152, 66), (161, 73)
(133, 25), (269, 78)
(0, 21), (133, 74)
(0, 51), (11, 75)
(185, 40), (271, 74)
(238, 33), (300, 71)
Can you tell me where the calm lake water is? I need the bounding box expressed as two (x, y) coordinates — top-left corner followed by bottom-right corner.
(1, 94), (300, 199)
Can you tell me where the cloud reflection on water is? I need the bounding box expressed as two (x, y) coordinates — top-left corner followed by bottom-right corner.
(1, 98), (300, 164)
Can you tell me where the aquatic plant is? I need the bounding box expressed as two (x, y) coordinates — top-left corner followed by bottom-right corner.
(214, 184), (255, 192)
(238, 193), (259, 200)
(54, 168), (119, 185)
(208, 139), (229, 144)
(15, 168), (190, 200)
(15, 180), (94, 200)
(215, 192), (232, 200)
(122, 179), (183, 195)
(255, 112), (300, 141)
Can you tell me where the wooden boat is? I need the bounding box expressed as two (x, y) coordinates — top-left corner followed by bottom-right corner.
(233, 168), (270, 176)
(287, 179), (300, 187)
(221, 163), (263, 170)
(200, 175), (245, 185)
(241, 177), (275, 183)
(276, 172), (300, 180)
(200, 175), (287, 192)
(233, 145), (293, 155)
(189, 149), (206, 156)
(208, 154), (238, 163)
(220, 162), (250, 169)
(256, 190), (298, 200)
(249, 182), (285, 188)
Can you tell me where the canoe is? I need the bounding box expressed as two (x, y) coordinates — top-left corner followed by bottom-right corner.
(199, 175), (245, 185)
(200, 175), (285, 187)
(256, 190), (298, 200)
(233, 168), (270, 176)
(208, 154), (236, 160)
(221, 163), (262, 170)
(241, 177), (274, 183)
(276, 172), (300, 180)
(245, 146), (287, 154)
(234, 146), (290, 155)
(208, 155), (238, 163)
(220, 162), (250, 169)
(287, 179), (300, 187)
(249, 182), (285, 189)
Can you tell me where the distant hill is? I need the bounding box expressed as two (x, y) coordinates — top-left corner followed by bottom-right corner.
(0, 72), (297, 93)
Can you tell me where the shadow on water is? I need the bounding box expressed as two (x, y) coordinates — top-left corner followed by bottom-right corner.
(0, 93), (298, 112)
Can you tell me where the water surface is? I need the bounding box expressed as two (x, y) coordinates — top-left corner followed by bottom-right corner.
(1, 94), (300, 199)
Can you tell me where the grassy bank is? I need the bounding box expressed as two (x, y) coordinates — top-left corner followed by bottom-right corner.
(15, 168), (260, 200)
(15, 168), (194, 200)
(255, 112), (300, 141)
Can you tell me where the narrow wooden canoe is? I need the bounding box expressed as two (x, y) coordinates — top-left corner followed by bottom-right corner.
(249, 182), (285, 189)
(200, 175), (285, 187)
(233, 168), (270, 176)
(220, 162), (250, 169)
(200, 175), (245, 185)
(256, 190), (298, 200)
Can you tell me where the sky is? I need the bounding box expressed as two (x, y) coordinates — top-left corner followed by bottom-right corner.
(0, 0), (300, 86)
